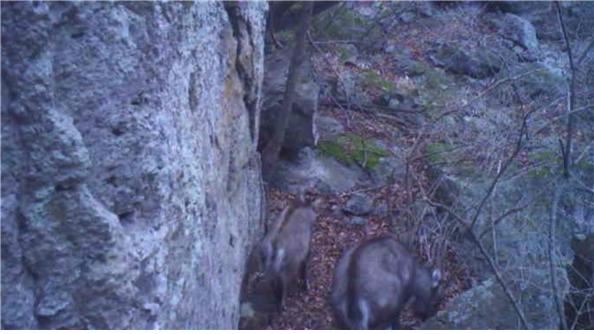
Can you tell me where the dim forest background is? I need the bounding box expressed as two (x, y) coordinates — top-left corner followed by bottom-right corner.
(247, 1), (593, 330)
(1, 0), (592, 330)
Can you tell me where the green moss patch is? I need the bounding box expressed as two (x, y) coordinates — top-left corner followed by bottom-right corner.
(318, 134), (389, 169)
(415, 67), (457, 116)
(361, 70), (394, 92)
(425, 142), (454, 164)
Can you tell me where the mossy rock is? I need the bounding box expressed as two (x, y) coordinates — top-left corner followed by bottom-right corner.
(416, 67), (457, 114)
(318, 133), (389, 169)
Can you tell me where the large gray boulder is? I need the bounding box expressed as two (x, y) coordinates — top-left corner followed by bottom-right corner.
(501, 13), (539, 51)
(429, 44), (502, 79)
(422, 275), (565, 329)
(483, 13), (539, 52)
(268, 147), (370, 194)
(420, 203), (572, 329)
(422, 149), (574, 329)
(1, 1), (266, 329)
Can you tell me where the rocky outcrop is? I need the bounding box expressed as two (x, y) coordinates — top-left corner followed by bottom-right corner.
(482, 12), (539, 62)
(499, 14), (539, 51)
(1, 1), (266, 329)
(422, 276), (566, 329)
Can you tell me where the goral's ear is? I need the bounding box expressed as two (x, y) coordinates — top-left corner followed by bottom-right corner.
(298, 190), (307, 204)
(431, 269), (441, 288)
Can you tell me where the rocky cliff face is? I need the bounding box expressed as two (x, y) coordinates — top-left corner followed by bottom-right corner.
(1, 1), (267, 329)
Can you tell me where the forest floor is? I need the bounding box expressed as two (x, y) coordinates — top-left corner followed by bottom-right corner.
(257, 3), (496, 329)
(244, 1), (594, 329)
(262, 107), (473, 329)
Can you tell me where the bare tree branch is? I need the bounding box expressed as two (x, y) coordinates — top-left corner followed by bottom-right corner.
(418, 103), (553, 328)
(423, 196), (531, 329)
(569, 294), (591, 329)
(415, 105), (538, 328)
(469, 107), (535, 230)
(468, 68), (545, 107)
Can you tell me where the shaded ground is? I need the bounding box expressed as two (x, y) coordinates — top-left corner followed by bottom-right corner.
(262, 184), (472, 329)
(260, 110), (472, 330)
(250, 3), (508, 329)
(243, 1), (594, 330)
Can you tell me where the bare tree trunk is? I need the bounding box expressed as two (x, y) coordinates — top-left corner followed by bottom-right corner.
(262, 2), (314, 173)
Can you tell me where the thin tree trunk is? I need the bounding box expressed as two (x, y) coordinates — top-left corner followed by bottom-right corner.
(555, 2), (576, 179)
(262, 3), (314, 173)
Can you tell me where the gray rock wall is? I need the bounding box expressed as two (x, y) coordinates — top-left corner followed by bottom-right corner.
(1, 1), (267, 329)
